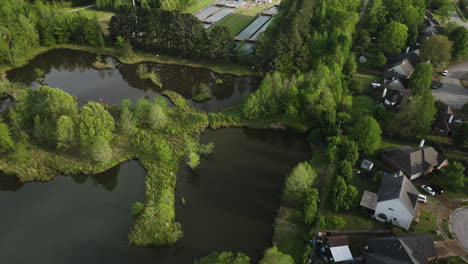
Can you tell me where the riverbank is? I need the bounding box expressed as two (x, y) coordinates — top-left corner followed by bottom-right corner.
(0, 44), (260, 77)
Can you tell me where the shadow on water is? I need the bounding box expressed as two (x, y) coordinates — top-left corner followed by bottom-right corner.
(0, 128), (310, 263)
(6, 49), (260, 111)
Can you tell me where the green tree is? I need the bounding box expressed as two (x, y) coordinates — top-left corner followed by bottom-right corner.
(120, 107), (136, 135)
(441, 162), (465, 189)
(148, 104), (167, 129)
(56, 115), (75, 150)
(378, 21), (408, 54)
(339, 140), (359, 165)
(283, 162), (317, 203)
(409, 63), (433, 94)
(336, 160), (353, 183)
(329, 176), (347, 211)
(351, 116), (382, 155)
(325, 136), (341, 162)
(448, 26), (468, 58)
(115, 36), (133, 57)
(302, 188), (319, 225)
(453, 122), (468, 145)
(420, 35), (452, 66)
(343, 185), (359, 210)
(0, 121), (13, 152)
(89, 136), (113, 163)
(259, 247), (294, 264)
(83, 18), (104, 47)
(195, 252), (251, 264)
(390, 90), (436, 136)
(79, 102), (115, 151)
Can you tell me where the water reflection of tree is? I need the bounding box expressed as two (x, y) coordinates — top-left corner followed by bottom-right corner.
(0, 173), (24, 192)
(70, 164), (120, 191)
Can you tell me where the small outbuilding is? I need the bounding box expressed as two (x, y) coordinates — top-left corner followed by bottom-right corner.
(361, 159), (374, 171)
(327, 236), (354, 263)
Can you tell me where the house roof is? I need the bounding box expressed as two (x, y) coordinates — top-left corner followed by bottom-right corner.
(433, 105), (457, 133)
(383, 89), (412, 107)
(388, 59), (415, 78)
(367, 235), (436, 264)
(377, 171), (419, 215)
(361, 159), (374, 170)
(330, 246), (354, 262)
(328, 236), (349, 247)
(381, 146), (447, 177)
(360, 190), (378, 210)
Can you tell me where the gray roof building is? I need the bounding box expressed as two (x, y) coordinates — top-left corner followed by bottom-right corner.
(377, 171), (419, 216)
(366, 235), (436, 264)
(381, 146), (448, 180)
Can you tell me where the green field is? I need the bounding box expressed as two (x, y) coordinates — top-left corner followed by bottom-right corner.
(215, 3), (273, 35)
(353, 72), (381, 92)
(184, 0), (216, 14)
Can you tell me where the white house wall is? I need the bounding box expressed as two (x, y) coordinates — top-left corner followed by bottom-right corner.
(374, 199), (414, 230)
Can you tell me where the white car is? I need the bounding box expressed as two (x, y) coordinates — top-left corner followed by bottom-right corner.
(418, 194), (427, 203)
(442, 70), (448, 76)
(421, 185), (436, 196)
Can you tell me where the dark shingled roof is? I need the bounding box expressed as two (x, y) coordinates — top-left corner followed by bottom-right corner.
(328, 236), (349, 247)
(367, 235), (436, 264)
(377, 171), (419, 215)
(433, 105), (456, 133)
(382, 146), (447, 177)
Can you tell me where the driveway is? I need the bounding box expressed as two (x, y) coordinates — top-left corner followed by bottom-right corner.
(451, 207), (468, 252)
(432, 61), (468, 109)
(449, 9), (468, 29)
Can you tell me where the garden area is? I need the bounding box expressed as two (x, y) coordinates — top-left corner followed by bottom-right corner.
(393, 210), (444, 241)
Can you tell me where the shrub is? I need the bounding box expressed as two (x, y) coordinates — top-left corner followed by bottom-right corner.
(132, 202), (144, 216)
(349, 79), (364, 94)
(0, 122), (14, 152)
(302, 189), (319, 224)
(260, 247), (294, 264)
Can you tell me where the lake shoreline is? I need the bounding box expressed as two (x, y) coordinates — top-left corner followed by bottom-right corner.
(0, 44), (260, 77)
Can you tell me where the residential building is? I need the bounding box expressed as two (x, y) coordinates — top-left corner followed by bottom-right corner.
(432, 105), (458, 137)
(366, 235), (436, 264)
(387, 59), (415, 79)
(327, 236), (353, 263)
(360, 171), (419, 230)
(381, 142), (448, 180)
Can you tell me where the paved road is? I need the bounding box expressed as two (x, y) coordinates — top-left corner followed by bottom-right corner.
(432, 61), (468, 109)
(451, 208), (468, 252)
(449, 9), (468, 29)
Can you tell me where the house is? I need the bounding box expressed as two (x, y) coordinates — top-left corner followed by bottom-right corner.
(381, 88), (412, 108)
(423, 17), (444, 35)
(366, 235), (436, 264)
(387, 59), (415, 79)
(361, 159), (374, 171)
(360, 171), (419, 230)
(327, 236), (353, 263)
(381, 141), (448, 180)
(383, 70), (409, 91)
(255, 0), (272, 3)
(432, 105), (458, 137)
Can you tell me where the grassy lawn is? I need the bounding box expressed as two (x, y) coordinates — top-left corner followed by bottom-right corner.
(353, 72), (381, 92)
(184, 0), (217, 14)
(273, 206), (307, 264)
(351, 95), (376, 121)
(436, 256), (468, 264)
(320, 209), (388, 230)
(378, 137), (418, 152)
(393, 209), (444, 241)
(215, 1), (275, 35)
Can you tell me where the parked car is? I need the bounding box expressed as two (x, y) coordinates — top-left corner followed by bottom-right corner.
(430, 184), (444, 194)
(442, 70), (448, 76)
(418, 194), (428, 203)
(432, 82), (443, 89)
(421, 185), (436, 196)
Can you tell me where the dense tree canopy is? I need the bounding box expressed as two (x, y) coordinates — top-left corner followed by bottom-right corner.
(389, 90), (436, 136)
(420, 35), (452, 65)
(409, 63), (433, 94)
(259, 247), (295, 264)
(109, 7), (232, 61)
(0, 0), (104, 66)
(302, 188), (319, 224)
(447, 26), (468, 58)
(441, 162), (465, 189)
(195, 252), (251, 264)
(378, 21), (408, 54)
(79, 102), (115, 152)
(351, 116), (382, 155)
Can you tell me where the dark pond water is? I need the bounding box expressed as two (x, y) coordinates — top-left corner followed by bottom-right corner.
(6, 49), (259, 111)
(0, 128), (310, 263)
